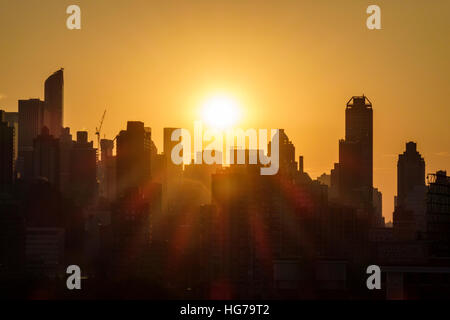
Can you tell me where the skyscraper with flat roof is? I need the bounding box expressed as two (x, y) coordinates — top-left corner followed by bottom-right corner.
(70, 131), (98, 205)
(116, 121), (151, 197)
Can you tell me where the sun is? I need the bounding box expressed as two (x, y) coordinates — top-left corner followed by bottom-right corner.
(201, 94), (240, 129)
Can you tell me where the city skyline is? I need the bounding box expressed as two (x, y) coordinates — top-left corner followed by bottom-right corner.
(1, 1), (449, 220)
(1, 1), (450, 301)
(1, 66), (448, 221)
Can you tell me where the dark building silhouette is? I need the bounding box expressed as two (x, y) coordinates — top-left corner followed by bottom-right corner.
(269, 129), (297, 176)
(99, 138), (116, 201)
(111, 189), (152, 278)
(0, 111), (14, 191)
(3, 111), (19, 166)
(69, 131), (98, 205)
(337, 96), (373, 209)
(426, 171), (450, 258)
(373, 187), (384, 227)
(18, 99), (45, 179)
(32, 127), (60, 188)
(44, 69), (64, 138)
(184, 151), (222, 192)
(59, 127), (73, 197)
(163, 127), (183, 212)
(23, 179), (65, 277)
(397, 142), (425, 208)
(100, 138), (114, 160)
(394, 142), (427, 237)
(0, 196), (25, 280)
(116, 121), (151, 198)
(3, 65), (450, 299)
(150, 139), (166, 186)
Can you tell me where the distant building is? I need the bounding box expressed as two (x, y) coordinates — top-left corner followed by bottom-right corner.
(18, 99), (45, 179)
(59, 127), (73, 197)
(335, 96), (373, 214)
(0, 111), (14, 191)
(426, 171), (450, 258)
(0, 196), (25, 279)
(99, 138), (116, 201)
(184, 151), (222, 191)
(397, 142), (425, 208)
(70, 131), (98, 205)
(373, 188), (384, 227)
(116, 121), (151, 197)
(394, 142), (427, 237)
(150, 141), (166, 186)
(44, 69), (64, 138)
(111, 188), (156, 278)
(163, 127), (183, 212)
(25, 228), (65, 278)
(269, 129), (297, 176)
(32, 126), (60, 188)
(317, 173), (331, 187)
(3, 111), (19, 164)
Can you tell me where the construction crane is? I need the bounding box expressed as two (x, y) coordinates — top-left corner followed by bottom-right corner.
(95, 109), (107, 156)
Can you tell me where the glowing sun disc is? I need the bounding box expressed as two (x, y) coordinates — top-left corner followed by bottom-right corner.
(201, 94), (240, 129)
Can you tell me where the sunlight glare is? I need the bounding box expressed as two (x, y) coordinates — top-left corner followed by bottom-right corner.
(201, 94), (240, 129)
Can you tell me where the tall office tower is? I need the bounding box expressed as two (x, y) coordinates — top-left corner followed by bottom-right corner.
(116, 121), (151, 197)
(70, 131), (98, 205)
(44, 69), (64, 137)
(394, 142), (427, 235)
(338, 96), (373, 209)
(268, 129), (297, 176)
(3, 111), (19, 164)
(397, 142), (425, 207)
(0, 111), (14, 191)
(32, 126), (60, 188)
(18, 99), (45, 179)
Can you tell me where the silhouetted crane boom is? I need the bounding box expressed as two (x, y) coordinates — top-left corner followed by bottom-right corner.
(95, 109), (107, 154)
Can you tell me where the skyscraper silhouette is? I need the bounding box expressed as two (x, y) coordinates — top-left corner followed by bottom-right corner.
(397, 142), (425, 208)
(116, 121), (151, 197)
(70, 131), (98, 205)
(44, 69), (64, 138)
(18, 98), (45, 179)
(337, 96), (373, 210)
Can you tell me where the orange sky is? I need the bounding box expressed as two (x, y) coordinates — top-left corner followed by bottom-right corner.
(1, 0), (449, 221)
